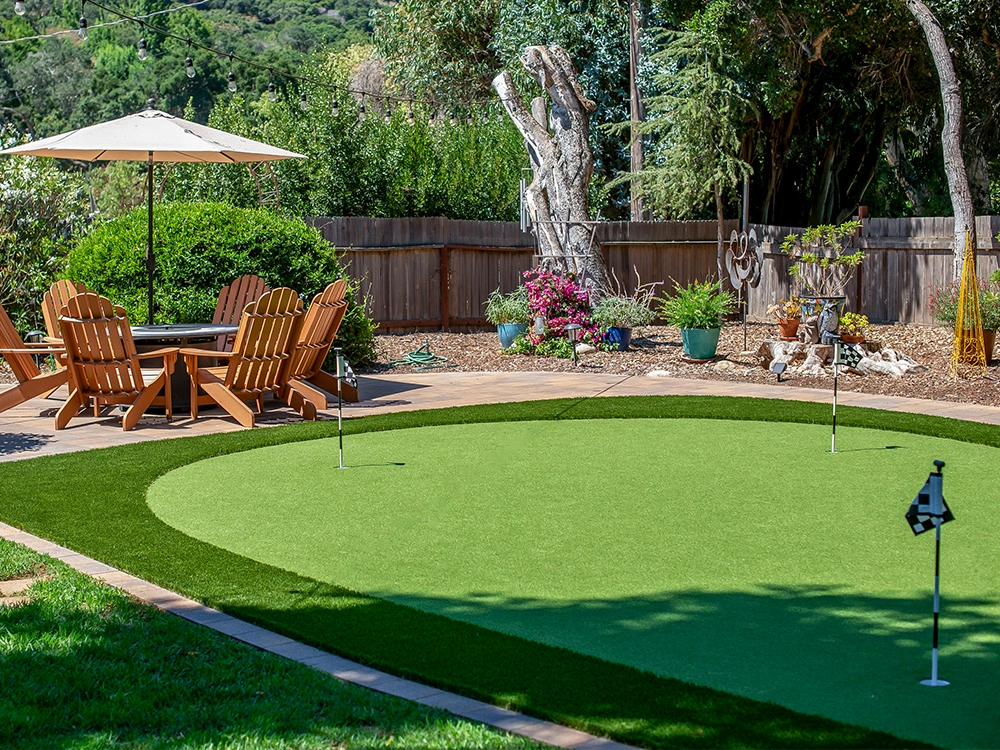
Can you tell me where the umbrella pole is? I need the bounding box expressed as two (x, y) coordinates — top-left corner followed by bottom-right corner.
(146, 151), (154, 324)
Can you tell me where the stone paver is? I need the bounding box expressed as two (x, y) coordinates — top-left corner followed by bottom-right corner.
(2, 371), (998, 749)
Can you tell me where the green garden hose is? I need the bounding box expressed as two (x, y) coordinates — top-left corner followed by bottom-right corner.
(387, 339), (456, 370)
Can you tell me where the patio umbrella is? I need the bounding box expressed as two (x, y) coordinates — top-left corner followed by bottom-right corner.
(0, 106), (305, 323)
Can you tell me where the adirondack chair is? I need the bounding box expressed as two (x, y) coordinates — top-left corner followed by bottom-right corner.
(42, 279), (89, 343)
(280, 280), (359, 413)
(0, 302), (67, 414)
(184, 287), (311, 428)
(56, 293), (177, 431)
(213, 274), (270, 351)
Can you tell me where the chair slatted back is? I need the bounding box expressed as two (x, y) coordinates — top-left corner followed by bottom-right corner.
(0, 302), (41, 382)
(226, 288), (304, 396)
(213, 275), (270, 327)
(290, 280), (348, 380)
(42, 280), (88, 340)
(59, 293), (144, 398)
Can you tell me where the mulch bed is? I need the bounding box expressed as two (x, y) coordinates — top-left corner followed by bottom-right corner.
(362, 322), (1000, 408)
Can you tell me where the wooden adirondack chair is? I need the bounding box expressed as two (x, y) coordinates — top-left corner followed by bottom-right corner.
(280, 280), (359, 413)
(184, 287), (311, 428)
(213, 274), (270, 351)
(57, 293), (177, 431)
(42, 279), (89, 343)
(0, 302), (67, 414)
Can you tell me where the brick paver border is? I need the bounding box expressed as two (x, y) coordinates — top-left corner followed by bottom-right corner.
(0, 520), (636, 750)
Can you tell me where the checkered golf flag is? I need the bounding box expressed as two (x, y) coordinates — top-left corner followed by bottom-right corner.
(906, 473), (954, 535)
(836, 343), (864, 368)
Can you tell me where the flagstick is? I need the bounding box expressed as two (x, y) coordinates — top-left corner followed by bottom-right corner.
(335, 347), (344, 470)
(831, 341), (839, 453)
(921, 460), (948, 686)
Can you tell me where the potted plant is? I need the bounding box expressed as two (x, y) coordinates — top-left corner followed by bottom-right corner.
(658, 278), (736, 360)
(929, 277), (1000, 363)
(766, 298), (802, 340)
(484, 286), (530, 349)
(839, 311), (870, 344)
(780, 220), (864, 332)
(591, 268), (662, 351)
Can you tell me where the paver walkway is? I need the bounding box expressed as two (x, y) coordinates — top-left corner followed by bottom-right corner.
(1, 372), (997, 748)
(2, 372), (999, 462)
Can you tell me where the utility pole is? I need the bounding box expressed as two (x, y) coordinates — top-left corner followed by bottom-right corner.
(629, 0), (645, 222)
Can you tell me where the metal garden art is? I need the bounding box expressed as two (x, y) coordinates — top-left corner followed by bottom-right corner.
(781, 221), (864, 345)
(950, 232), (988, 377)
(725, 228), (763, 349)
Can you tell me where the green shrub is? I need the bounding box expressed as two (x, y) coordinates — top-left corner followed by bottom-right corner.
(658, 278), (736, 329)
(67, 202), (376, 364)
(484, 286), (530, 325)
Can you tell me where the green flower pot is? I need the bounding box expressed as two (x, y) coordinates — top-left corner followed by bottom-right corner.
(681, 327), (721, 360)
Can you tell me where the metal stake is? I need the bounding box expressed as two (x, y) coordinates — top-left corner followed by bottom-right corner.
(921, 460), (949, 686)
(831, 341), (839, 453)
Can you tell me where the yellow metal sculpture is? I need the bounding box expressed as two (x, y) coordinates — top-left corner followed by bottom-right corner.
(950, 231), (987, 377)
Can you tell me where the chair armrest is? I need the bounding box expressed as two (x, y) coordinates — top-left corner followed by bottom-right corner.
(179, 348), (236, 359)
(135, 347), (180, 361)
(0, 347), (64, 354)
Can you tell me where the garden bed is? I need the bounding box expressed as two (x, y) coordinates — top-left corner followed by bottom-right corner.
(363, 322), (1000, 407)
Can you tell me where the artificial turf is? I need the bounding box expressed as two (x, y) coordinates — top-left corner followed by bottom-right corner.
(146, 418), (1000, 749)
(1, 395), (997, 748)
(0, 538), (541, 749)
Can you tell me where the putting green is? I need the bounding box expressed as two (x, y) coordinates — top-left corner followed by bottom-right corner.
(148, 418), (1000, 748)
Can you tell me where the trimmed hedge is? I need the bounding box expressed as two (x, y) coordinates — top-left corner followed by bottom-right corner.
(67, 202), (376, 365)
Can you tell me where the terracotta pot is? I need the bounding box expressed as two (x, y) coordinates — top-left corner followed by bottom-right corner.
(777, 318), (799, 340)
(840, 333), (865, 344)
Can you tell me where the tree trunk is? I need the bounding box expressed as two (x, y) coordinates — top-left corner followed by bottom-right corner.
(905, 0), (976, 278)
(493, 46), (608, 294)
(713, 181), (724, 283)
(629, 0), (645, 222)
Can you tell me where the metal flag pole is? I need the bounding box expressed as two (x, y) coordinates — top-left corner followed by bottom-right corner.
(921, 460), (949, 686)
(831, 340), (839, 453)
(335, 346), (344, 469)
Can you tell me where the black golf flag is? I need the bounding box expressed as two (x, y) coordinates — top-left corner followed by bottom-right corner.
(906, 472), (954, 535)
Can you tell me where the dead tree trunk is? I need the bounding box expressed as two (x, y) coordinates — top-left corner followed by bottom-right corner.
(493, 46), (608, 294)
(905, 0), (976, 277)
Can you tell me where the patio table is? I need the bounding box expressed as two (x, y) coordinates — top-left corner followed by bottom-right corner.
(129, 324), (240, 412)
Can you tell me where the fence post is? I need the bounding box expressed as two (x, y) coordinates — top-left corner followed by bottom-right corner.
(440, 245), (450, 331)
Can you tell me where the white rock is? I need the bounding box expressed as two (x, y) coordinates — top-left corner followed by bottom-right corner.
(575, 343), (596, 355)
(647, 370), (672, 378)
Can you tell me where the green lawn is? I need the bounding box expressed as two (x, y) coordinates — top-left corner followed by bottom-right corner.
(0, 538), (540, 749)
(147, 418), (1000, 749)
(2, 396), (998, 748)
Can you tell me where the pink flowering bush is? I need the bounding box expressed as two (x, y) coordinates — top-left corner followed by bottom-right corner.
(523, 268), (600, 345)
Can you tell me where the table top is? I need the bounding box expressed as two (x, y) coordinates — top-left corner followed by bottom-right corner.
(129, 323), (239, 342)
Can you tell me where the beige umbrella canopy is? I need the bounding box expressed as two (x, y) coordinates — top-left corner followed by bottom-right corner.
(0, 107), (305, 322)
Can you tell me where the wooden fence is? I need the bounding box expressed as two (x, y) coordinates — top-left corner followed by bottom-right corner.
(308, 215), (1000, 329)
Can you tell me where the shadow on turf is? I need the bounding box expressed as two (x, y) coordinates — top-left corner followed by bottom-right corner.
(236, 583), (998, 749)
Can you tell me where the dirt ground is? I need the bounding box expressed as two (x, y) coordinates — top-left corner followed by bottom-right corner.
(363, 322), (1000, 408)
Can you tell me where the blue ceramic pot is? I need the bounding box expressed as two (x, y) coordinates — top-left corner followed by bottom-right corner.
(497, 323), (528, 349)
(681, 327), (721, 360)
(605, 326), (632, 351)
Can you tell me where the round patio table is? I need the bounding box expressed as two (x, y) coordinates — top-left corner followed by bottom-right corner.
(129, 324), (240, 412)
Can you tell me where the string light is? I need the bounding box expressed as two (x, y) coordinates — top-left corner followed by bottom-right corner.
(14, 0), (25, 15)
(77, 13), (88, 40)
(299, 92), (309, 111)
(466, 111), (473, 125)
(185, 56), (195, 78)
(267, 82), (276, 101)
(330, 98), (338, 117)
(429, 110), (436, 127)
(407, 105), (414, 125)
(449, 111), (456, 127)
(383, 100), (391, 123)
(137, 24), (147, 61)
(359, 95), (366, 121)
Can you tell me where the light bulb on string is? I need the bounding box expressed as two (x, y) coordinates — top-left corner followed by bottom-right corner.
(14, 0), (25, 16)
(358, 95), (366, 121)
(330, 98), (338, 117)
(78, 15), (88, 40)
(466, 110), (473, 126)
(185, 56), (195, 78)
(429, 110), (436, 127)
(299, 92), (309, 111)
(384, 101), (391, 123)
(407, 105), (414, 125)
(267, 82), (276, 102)
(449, 111), (456, 127)
(137, 37), (147, 61)
(227, 71), (237, 93)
